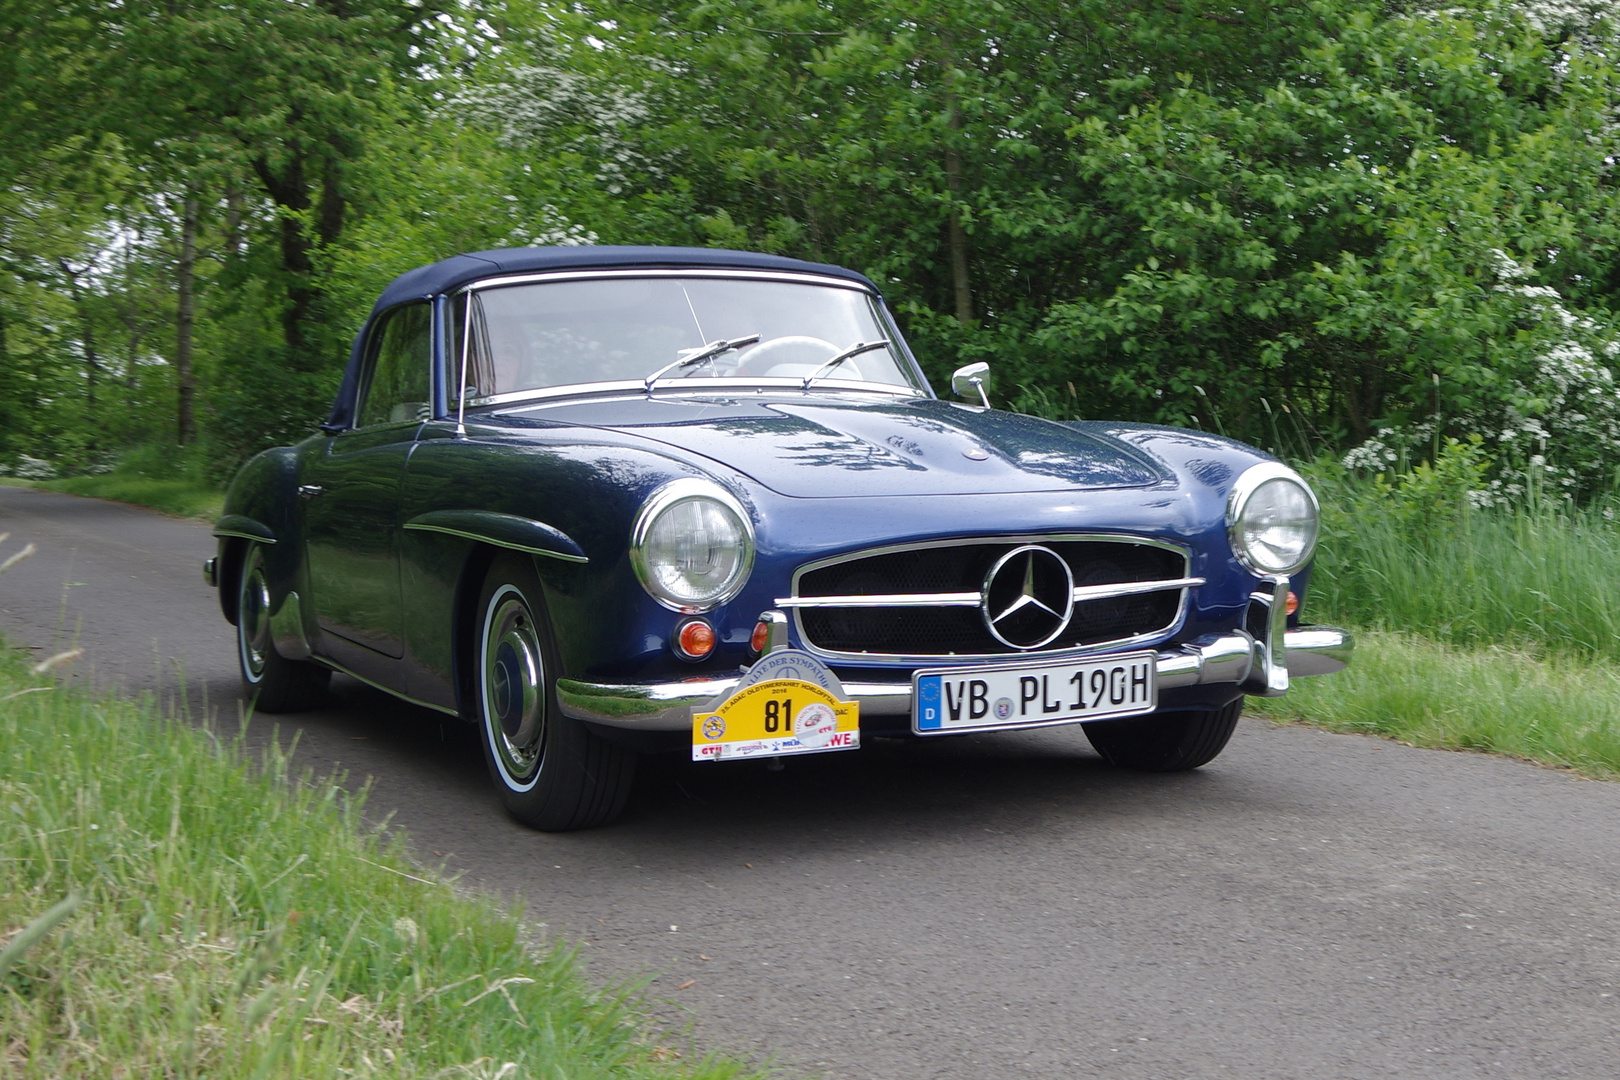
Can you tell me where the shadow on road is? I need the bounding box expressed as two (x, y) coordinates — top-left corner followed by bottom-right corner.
(256, 675), (1221, 854)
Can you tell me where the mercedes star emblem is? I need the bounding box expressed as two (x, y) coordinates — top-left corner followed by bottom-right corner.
(981, 545), (1075, 649)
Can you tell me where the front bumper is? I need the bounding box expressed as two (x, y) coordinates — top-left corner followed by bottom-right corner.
(557, 624), (1353, 732)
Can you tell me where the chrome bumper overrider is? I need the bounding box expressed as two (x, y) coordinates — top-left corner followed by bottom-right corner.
(557, 625), (1354, 732)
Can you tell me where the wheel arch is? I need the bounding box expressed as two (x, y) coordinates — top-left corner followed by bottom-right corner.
(451, 542), (502, 719)
(217, 536), (249, 624)
(216, 444), (306, 626)
(452, 544), (583, 720)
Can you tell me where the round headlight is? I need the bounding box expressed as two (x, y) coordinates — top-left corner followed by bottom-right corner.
(1227, 463), (1319, 575)
(630, 479), (755, 612)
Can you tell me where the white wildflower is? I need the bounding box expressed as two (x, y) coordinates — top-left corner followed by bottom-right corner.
(1490, 248), (1532, 281)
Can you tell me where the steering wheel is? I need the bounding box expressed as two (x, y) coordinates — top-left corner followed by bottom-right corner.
(732, 336), (841, 377)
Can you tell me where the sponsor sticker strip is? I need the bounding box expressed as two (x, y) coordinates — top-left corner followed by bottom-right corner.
(692, 677), (859, 761)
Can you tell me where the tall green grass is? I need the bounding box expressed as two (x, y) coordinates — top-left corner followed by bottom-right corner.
(1251, 452), (1620, 775)
(1255, 630), (1620, 777)
(0, 649), (759, 1079)
(1303, 458), (1620, 663)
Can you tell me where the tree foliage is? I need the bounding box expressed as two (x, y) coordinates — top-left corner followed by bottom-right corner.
(6, 0), (1620, 494)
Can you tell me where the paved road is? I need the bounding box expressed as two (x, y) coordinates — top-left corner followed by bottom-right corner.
(3, 483), (1619, 1078)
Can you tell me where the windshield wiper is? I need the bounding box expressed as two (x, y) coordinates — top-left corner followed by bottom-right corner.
(644, 334), (761, 393)
(801, 340), (890, 390)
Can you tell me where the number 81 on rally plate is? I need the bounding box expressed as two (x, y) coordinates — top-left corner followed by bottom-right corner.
(912, 650), (1157, 734)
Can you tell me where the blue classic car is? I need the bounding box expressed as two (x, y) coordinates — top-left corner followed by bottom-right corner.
(206, 246), (1351, 830)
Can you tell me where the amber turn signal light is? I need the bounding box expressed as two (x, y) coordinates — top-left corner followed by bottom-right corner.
(749, 620), (771, 654)
(675, 618), (717, 660)
(1285, 590), (1299, 617)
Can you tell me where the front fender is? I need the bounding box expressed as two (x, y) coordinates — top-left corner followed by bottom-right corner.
(215, 444), (307, 625)
(400, 433), (728, 698)
(1074, 422), (1319, 618)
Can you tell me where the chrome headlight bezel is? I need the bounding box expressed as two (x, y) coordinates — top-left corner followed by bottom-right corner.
(629, 478), (756, 613)
(1226, 462), (1320, 576)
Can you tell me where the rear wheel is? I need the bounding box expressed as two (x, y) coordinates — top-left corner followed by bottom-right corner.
(1084, 697), (1243, 772)
(237, 543), (330, 713)
(475, 554), (636, 831)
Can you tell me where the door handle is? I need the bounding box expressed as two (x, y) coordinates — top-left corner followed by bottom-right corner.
(298, 485), (324, 500)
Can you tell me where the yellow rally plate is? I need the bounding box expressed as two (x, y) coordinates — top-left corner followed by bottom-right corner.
(692, 678), (859, 762)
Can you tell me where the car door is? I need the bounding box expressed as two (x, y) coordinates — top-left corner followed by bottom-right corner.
(302, 302), (432, 667)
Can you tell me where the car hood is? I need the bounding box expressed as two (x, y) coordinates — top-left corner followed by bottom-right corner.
(508, 395), (1171, 498)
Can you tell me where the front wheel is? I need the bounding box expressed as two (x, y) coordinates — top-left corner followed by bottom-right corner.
(1084, 698), (1243, 772)
(474, 555), (636, 831)
(237, 543), (330, 713)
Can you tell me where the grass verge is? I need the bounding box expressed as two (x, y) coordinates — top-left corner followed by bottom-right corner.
(0, 646), (760, 1079)
(1253, 629), (1620, 778)
(1303, 459), (1620, 665)
(32, 474), (223, 521)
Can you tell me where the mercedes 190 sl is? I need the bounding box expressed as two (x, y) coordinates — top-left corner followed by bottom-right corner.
(205, 245), (1352, 830)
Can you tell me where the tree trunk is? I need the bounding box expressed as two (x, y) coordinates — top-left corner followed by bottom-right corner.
(250, 142), (349, 373)
(944, 97), (972, 325)
(251, 150), (316, 369)
(318, 145), (346, 248)
(176, 194), (198, 446)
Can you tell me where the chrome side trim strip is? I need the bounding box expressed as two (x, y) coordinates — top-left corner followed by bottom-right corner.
(213, 513), (278, 545)
(402, 522), (590, 563)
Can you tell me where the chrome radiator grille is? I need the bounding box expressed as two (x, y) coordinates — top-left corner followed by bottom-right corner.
(781, 537), (1197, 660)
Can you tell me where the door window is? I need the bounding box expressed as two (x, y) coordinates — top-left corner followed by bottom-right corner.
(357, 303), (431, 427)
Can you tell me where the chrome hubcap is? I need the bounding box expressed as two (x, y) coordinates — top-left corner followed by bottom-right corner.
(239, 548), (272, 680)
(483, 592), (545, 782)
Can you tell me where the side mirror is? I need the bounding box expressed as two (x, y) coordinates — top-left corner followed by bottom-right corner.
(951, 362), (991, 408)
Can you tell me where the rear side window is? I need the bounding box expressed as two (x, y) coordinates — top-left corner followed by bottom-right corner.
(357, 303), (431, 427)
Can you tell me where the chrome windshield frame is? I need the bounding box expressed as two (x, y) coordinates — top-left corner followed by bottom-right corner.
(466, 377), (929, 411)
(446, 268), (932, 409)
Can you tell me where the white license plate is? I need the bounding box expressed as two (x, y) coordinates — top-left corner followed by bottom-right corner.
(912, 651), (1157, 734)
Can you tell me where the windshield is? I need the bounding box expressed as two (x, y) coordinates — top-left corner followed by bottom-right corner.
(451, 274), (924, 400)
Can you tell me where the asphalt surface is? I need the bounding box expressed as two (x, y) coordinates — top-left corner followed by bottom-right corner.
(3, 482), (1619, 1078)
